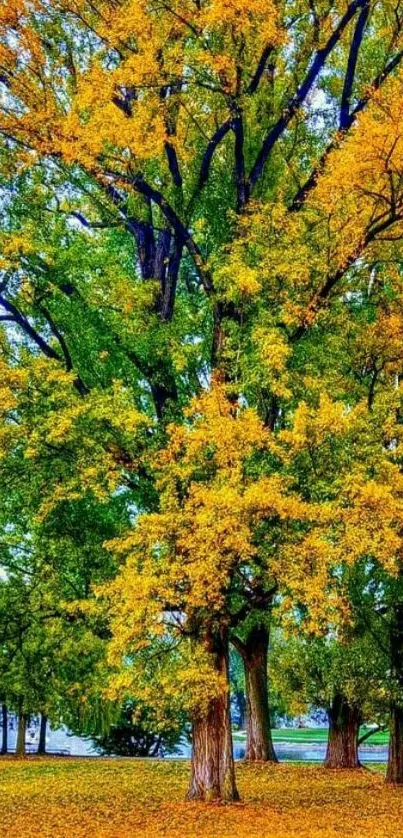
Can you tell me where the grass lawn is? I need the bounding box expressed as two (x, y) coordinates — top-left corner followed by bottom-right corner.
(0, 758), (401, 837)
(232, 727), (389, 746)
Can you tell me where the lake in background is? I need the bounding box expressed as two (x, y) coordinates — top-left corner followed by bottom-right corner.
(2, 720), (389, 762)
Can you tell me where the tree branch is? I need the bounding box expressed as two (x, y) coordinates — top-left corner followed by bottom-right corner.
(233, 110), (247, 211)
(36, 304), (89, 396)
(292, 211), (403, 340)
(248, 45), (274, 94)
(291, 48), (403, 210)
(127, 173), (213, 292)
(339, 1), (370, 130)
(164, 141), (183, 189)
(0, 295), (62, 362)
(358, 724), (388, 746)
(248, 0), (367, 191)
(190, 118), (234, 204)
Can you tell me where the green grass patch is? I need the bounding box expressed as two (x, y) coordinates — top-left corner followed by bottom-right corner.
(233, 727), (389, 746)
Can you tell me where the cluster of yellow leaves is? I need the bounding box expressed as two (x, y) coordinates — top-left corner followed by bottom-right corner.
(0, 760), (402, 838)
(250, 325), (292, 397)
(352, 307), (403, 380)
(216, 70), (403, 336)
(0, 0), (283, 172)
(303, 72), (403, 295)
(103, 380), (403, 695)
(337, 468), (403, 575)
(278, 394), (351, 455)
(0, 231), (37, 271)
(103, 381), (336, 710)
(214, 250), (262, 301)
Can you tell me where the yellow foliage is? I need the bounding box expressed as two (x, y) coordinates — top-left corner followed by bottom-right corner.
(103, 380), (333, 712)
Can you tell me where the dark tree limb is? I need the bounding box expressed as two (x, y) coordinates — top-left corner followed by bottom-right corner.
(0, 294), (89, 396)
(248, 0), (367, 190)
(291, 48), (403, 210)
(339, 1), (370, 130)
(128, 173), (213, 292)
(292, 210), (403, 340)
(191, 118), (234, 201)
(0, 295), (62, 362)
(233, 110), (247, 211)
(161, 239), (183, 321)
(164, 141), (183, 189)
(248, 45), (274, 94)
(36, 304), (89, 395)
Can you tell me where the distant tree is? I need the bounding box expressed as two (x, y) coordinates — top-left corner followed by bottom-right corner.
(271, 623), (388, 769)
(90, 700), (186, 758)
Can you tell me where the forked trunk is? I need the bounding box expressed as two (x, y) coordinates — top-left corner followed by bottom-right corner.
(187, 629), (239, 802)
(243, 625), (277, 762)
(324, 694), (361, 768)
(38, 714), (47, 755)
(16, 712), (27, 757)
(1, 704), (7, 755)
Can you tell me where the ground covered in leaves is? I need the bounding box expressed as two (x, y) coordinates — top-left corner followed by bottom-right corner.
(0, 758), (402, 837)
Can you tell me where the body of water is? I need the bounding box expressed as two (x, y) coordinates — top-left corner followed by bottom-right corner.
(176, 741), (388, 763)
(5, 722), (96, 756)
(2, 721), (388, 762)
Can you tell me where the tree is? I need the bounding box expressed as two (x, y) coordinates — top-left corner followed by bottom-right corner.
(229, 647), (247, 731)
(271, 626), (387, 769)
(232, 617), (278, 762)
(71, 698), (186, 758)
(0, 703), (7, 755)
(103, 382), (325, 800)
(37, 714), (47, 756)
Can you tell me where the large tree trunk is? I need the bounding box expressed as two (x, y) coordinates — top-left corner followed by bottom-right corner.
(16, 712), (27, 757)
(386, 598), (403, 783)
(1, 704), (7, 755)
(37, 714), (47, 755)
(324, 694), (361, 768)
(187, 629), (239, 802)
(386, 702), (403, 783)
(241, 625), (277, 762)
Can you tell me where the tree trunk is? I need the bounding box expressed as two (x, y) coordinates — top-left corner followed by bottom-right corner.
(187, 629), (239, 802)
(386, 597), (403, 783)
(242, 625), (278, 762)
(37, 714), (47, 755)
(386, 702), (403, 783)
(16, 712), (27, 757)
(324, 694), (361, 768)
(1, 704), (7, 755)
(234, 689), (247, 731)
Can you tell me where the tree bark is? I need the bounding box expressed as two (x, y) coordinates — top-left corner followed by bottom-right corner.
(238, 625), (278, 762)
(386, 702), (403, 783)
(1, 704), (7, 755)
(37, 714), (47, 755)
(187, 629), (239, 802)
(386, 598), (403, 783)
(324, 694), (361, 768)
(234, 689), (247, 731)
(16, 712), (27, 757)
